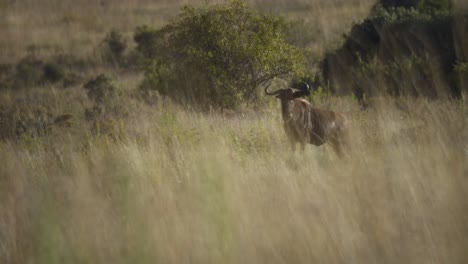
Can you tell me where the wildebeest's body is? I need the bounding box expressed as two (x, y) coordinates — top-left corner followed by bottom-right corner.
(268, 85), (348, 155)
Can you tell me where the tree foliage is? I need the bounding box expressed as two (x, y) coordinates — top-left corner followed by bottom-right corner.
(134, 0), (305, 109)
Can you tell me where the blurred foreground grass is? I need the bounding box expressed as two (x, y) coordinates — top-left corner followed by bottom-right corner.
(0, 89), (466, 263)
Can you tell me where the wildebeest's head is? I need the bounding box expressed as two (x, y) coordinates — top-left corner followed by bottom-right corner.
(264, 82), (310, 100)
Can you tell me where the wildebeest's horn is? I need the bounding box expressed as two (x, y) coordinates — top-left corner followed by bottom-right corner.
(264, 83), (282, 96)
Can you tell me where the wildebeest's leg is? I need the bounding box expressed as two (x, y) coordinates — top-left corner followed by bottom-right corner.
(330, 139), (344, 158)
(329, 131), (348, 158)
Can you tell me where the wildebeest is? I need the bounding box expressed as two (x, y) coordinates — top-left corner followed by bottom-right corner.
(265, 82), (348, 156)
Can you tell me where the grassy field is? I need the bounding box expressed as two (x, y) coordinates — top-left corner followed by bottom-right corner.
(0, 0), (375, 63)
(1, 0), (467, 263)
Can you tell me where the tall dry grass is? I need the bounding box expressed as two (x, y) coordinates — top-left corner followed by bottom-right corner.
(0, 87), (466, 263)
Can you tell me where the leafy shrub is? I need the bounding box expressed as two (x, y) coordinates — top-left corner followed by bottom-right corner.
(43, 63), (65, 83)
(12, 57), (68, 88)
(133, 26), (160, 59)
(134, 0), (305, 109)
(83, 74), (121, 104)
(103, 30), (127, 64)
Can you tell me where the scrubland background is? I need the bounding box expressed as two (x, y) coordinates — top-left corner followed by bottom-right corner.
(0, 0), (467, 263)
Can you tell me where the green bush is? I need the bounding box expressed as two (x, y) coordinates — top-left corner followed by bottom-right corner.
(43, 63), (65, 83)
(103, 30), (127, 64)
(12, 57), (67, 88)
(134, 0), (305, 109)
(83, 74), (121, 104)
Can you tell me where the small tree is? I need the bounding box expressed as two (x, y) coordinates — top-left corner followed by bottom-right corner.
(135, 0), (305, 109)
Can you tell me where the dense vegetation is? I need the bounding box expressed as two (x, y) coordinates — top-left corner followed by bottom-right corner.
(317, 0), (467, 103)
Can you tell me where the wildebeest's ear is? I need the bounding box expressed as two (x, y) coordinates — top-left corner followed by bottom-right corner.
(302, 82), (310, 96)
(290, 82), (310, 97)
(292, 88), (310, 98)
